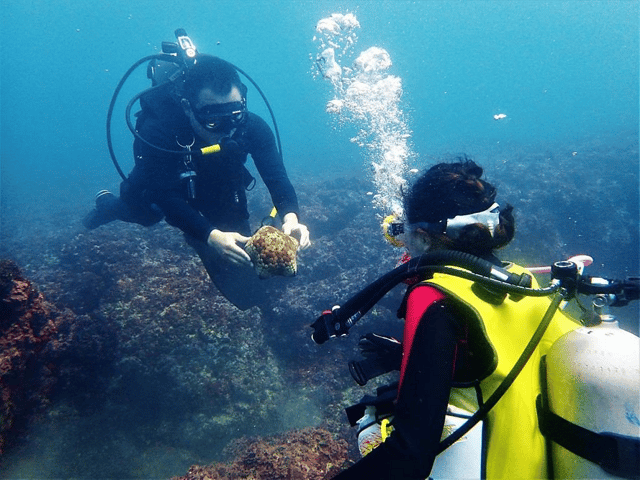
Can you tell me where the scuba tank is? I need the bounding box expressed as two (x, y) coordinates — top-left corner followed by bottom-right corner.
(430, 406), (483, 480)
(540, 296), (640, 479)
(353, 404), (483, 479)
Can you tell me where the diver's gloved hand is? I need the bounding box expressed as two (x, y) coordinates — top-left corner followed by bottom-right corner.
(282, 212), (311, 249)
(349, 333), (403, 386)
(207, 229), (252, 267)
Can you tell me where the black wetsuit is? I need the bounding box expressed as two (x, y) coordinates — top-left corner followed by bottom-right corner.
(122, 86), (299, 240)
(334, 299), (460, 479)
(116, 86), (300, 309)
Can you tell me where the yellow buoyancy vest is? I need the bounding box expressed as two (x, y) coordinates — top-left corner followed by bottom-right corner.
(424, 263), (579, 479)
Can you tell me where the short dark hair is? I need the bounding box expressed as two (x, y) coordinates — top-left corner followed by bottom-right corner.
(405, 157), (515, 255)
(183, 54), (243, 103)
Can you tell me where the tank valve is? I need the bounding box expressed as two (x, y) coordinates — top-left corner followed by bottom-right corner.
(551, 260), (579, 298)
(592, 294), (617, 324)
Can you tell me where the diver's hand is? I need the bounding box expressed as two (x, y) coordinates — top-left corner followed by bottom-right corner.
(358, 333), (402, 362)
(207, 229), (252, 266)
(348, 333), (403, 386)
(282, 212), (311, 249)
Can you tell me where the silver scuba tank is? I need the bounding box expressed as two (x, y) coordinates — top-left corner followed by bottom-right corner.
(544, 304), (640, 479)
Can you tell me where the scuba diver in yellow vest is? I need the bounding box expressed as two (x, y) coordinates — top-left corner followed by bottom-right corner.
(310, 158), (640, 479)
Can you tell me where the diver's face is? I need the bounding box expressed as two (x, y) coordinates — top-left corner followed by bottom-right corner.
(184, 86), (245, 141)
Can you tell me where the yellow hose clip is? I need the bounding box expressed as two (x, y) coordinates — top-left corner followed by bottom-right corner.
(382, 214), (405, 248)
(380, 417), (394, 441)
(200, 144), (221, 156)
(260, 207), (278, 227)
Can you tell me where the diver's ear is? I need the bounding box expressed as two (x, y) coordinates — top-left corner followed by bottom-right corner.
(239, 82), (248, 103)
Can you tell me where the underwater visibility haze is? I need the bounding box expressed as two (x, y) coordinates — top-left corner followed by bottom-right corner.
(1, 1), (638, 478)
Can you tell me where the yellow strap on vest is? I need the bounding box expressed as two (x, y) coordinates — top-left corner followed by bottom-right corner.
(200, 144), (221, 155)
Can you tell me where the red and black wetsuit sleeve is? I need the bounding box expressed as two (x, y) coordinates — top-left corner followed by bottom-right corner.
(333, 285), (459, 480)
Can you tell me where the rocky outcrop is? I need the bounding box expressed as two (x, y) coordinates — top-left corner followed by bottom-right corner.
(173, 428), (348, 480)
(0, 260), (73, 454)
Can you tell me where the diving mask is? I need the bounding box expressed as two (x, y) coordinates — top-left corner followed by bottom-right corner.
(384, 203), (501, 247)
(412, 203), (501, 238)
(194, 100), (247, 132)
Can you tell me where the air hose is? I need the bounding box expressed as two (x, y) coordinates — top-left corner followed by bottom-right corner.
(106, 30), (285, 182)
(310, 250), (559, 344)
(106, 54), (172, 180)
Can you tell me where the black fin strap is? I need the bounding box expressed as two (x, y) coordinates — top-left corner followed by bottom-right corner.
(536, 395), (640, 479)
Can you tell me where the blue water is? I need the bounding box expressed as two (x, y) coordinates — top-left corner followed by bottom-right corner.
(2, 1), (637, 190)
(1, 1), (638, 478)
(2, 0), (637, 275)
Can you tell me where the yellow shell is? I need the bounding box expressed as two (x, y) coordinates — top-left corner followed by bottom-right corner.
(245, 226), (299, 279)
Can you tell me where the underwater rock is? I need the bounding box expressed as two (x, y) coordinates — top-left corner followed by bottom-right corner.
(0, 260), (74, 454)
(173, 427), (348, 480)
(245, 226), (299, 279)
(2, 140), (637, 476)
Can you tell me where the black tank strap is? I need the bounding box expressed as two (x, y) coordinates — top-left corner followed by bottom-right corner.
(536, 394), (640, 479)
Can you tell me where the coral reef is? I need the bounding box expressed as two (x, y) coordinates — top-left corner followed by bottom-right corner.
(0, 260), (73, 454)
(245, 226), (299, 279)
(0, 133), (637, 477)
(173, 428), (348, 480)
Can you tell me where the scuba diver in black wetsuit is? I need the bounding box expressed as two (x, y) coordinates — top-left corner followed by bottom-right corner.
(84, 34), (310, 310)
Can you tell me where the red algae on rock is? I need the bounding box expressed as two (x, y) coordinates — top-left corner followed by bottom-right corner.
(173, 427), (348, 480)
(0, 259), (75, 454)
